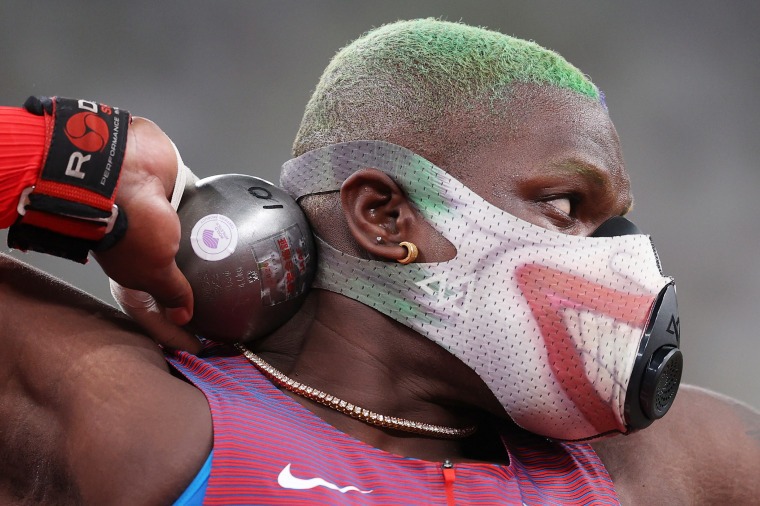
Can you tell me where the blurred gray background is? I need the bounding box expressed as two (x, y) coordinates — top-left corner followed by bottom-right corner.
(1, 1), (758, 409)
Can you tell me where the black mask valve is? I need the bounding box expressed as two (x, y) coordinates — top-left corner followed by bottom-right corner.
(591, 217), (683, 431)
(626, 283), (682, 429)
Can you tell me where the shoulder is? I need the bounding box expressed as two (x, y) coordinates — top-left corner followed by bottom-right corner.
(0, 254), (212, 504)
(592, 384), (760, 505)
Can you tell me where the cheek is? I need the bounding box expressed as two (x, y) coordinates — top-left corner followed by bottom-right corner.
(498, 199), (565, 232)
(466, 180), (554, 231)
(501, 200), (541, 226)
(417, 222), (457, 262)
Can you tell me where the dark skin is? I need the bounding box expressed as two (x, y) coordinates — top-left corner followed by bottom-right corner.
(91, 118), (195, 331)
(0, 257), (211, 505)
(1, 86), (758, 504)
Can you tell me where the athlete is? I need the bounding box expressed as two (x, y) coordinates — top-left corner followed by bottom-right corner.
(1, 19), (758, 505)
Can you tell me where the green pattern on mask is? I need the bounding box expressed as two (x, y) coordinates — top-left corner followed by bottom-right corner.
(397, 156), (454, 222)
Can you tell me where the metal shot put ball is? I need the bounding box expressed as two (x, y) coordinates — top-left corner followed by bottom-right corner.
(175, 174), (316, 343)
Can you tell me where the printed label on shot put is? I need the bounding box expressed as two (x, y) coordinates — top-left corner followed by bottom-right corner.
(190, 214), (239, 261)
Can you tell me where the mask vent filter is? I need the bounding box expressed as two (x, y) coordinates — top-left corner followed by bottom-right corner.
(648, 349), (682, 417)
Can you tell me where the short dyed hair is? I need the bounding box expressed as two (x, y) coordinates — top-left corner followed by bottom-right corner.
(292, 18), (601, 159)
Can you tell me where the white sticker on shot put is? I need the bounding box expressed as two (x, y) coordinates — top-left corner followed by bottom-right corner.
(190, 214), (238, 261)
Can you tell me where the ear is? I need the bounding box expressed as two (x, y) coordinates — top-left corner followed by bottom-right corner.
(340, 168), (422, 262)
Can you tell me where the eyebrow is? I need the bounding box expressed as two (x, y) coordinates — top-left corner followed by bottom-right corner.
(550, 160), (634, 215)
(551, 160), (608, 185)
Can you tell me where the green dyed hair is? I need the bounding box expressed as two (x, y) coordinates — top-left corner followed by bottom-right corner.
(293, 18), (600, 159)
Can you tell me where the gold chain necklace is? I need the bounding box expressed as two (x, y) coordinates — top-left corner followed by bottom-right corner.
(235, 344), (477, 439)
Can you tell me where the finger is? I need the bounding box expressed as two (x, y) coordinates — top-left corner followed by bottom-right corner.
(144, 260), (194, 326)
(110, 280), (202, 354)
(140, 312), (202, 354)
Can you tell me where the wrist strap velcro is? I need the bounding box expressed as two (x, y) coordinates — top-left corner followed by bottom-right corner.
(8, 96), (131, 263)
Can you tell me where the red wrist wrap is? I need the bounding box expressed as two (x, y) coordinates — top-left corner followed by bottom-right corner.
(8, 96), (131, 263)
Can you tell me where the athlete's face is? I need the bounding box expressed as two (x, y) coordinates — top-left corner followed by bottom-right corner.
(438, 85), (633, 238)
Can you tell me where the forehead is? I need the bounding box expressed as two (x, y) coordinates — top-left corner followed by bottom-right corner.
(437, 85), (631, 211)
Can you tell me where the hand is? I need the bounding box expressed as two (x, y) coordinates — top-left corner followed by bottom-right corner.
(110, 280), (201, 353)
(92, 118), (196, 348)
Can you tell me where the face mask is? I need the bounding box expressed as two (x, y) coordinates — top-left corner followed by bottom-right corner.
(280, 140), (682, 441)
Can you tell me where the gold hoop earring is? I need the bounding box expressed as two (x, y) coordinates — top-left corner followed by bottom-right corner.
(398, 241), (419, 264)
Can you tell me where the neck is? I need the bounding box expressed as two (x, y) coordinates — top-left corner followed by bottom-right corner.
(248, 289), (510, 463)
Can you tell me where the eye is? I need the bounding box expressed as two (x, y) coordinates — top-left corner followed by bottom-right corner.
(545, 196), (572, 216)
(535, 193), (583, 231)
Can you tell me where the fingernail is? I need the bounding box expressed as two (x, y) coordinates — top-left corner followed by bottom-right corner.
(167, 306), (192, 326)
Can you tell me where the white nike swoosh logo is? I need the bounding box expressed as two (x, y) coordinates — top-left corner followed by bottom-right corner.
(277, 463), (373, 494)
